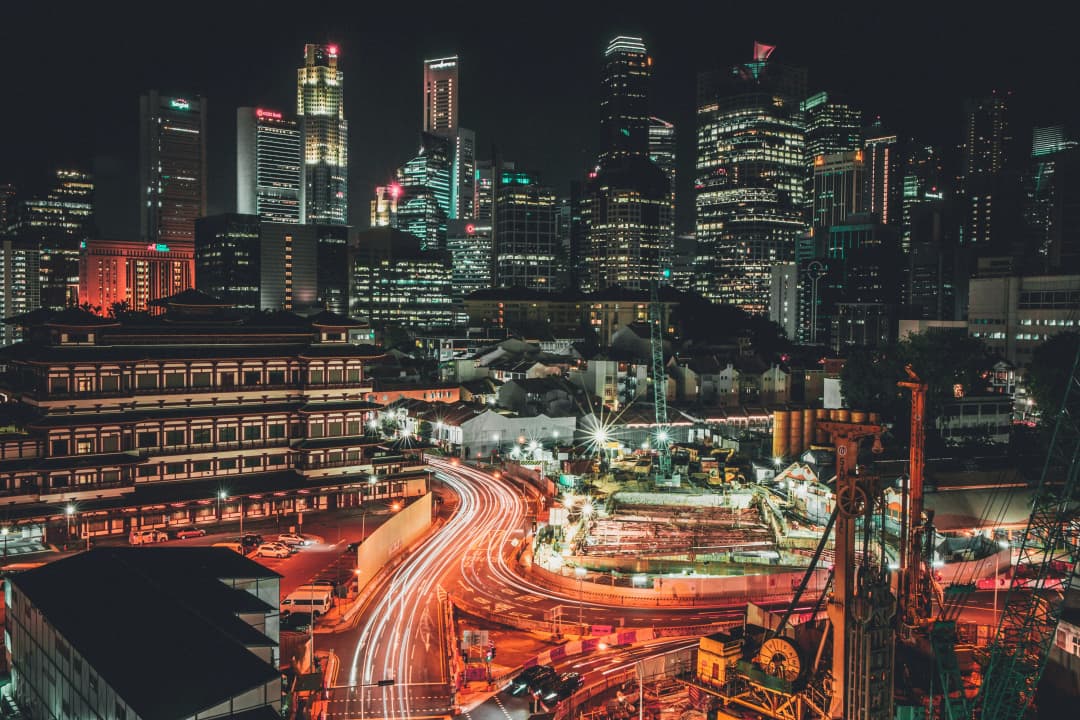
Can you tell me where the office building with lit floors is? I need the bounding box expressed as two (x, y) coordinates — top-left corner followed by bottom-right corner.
(5, 547), (282, 720)
(349, 227), (456, 327)
(298, 44), (348, 225)
(0, 293), (431, 546)
(78, 239), (195, 313)
(695, 43), (807, 314)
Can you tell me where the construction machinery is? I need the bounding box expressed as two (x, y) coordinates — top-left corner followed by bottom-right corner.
(649, 271), (676, 487)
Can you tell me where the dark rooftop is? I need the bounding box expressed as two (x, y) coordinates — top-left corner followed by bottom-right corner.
(11, 548), (281, 720)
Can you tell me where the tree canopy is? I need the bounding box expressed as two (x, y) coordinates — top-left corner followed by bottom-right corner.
(1026, 331), (1080, 428)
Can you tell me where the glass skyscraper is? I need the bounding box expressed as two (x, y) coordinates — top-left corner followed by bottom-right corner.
(695, 45), (807, 314)
(237, 107), (303, 223)
(297, 44), (348, 225)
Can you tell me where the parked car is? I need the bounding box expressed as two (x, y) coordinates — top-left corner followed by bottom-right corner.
(280, 611), (315, 633)
(509, 665), (556, 696)
(277, 533), (309, 547)
(129, 529), (168, 545)
(281, 587), (334, 617)
(240, 533), (263, 549)
(174, 526), (206, 539)
(256, 543), (290, 558)
(541, 672), (582, 703)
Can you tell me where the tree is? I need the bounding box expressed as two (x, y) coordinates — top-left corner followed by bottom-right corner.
(1026, 332), (1080, 427)
(839, 345), (906, 418)
(417, 420), (434, 443)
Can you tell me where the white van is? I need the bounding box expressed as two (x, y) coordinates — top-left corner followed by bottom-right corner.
(281, 587), (333, 616)
(129, 529), (168, 545)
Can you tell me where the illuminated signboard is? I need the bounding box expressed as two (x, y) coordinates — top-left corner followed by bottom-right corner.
(256, 108), (282, 120)
(169, 98), (190, 111)
(146, 243), (171, 252)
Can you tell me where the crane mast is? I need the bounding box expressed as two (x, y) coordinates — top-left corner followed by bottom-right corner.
(649, 274), (671, 480)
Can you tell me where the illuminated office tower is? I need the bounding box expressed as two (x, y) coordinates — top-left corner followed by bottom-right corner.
(14, 169), (94, 308)
(862, 124), (900, 226)
(447, 218), (493, 302)
(237, 107), (303, 223)
(370, 185), (400, 228)
(493, 170), (559, 290)
(298, 44), (348, 225)
(600, 36), (650, 161)
(0, 239), (39, 345)
(695, 43), (806, 313)
(139, 92), (207, 245)
(648, 116), (676, 196)
(423, 56), (458, 134)
(811, 151), (865, 230)
(423, 55), (473, 219)
(395, 133), (452, 250)
(79, 239), (195, 313)
(803, 92), (861, 159)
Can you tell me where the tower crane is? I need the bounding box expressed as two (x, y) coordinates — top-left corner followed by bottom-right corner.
(976, 341), (1080, 720)
(649, 269), (673, 483)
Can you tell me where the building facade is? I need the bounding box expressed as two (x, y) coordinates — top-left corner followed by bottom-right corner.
(811, 151), (865, 230)
(493, 170), (559, 290)
(695, 45), (807, 314)
(349, 228), (456, 327)
(7, 548), (282, 720)
(298, 44), (348, 225)
(1, 239), (40, 345)
(0, 300), (426, 544)
(237, 107), (304, 223)
(967, 274), (1080, 367)
(194, 213), (262, 309)
(139, 92), (206, 246)
(78, 239), (195, 314)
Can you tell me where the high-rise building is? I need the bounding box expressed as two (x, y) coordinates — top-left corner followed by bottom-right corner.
(370, 185), (400, 228)
(315, 224), (350, 314)
(0, 183), (16, 233)
(451, 128), (476, 220)
(447, 218), (493, 301)
(812, 151), (865, 230)
(350, 227), (455, 327)
(395, 133), (452, 250)
(194, 213), (262, 308)
(13, 169), (94, 308)
(1024, 126), (1080, 271)
(695, 43), (807, 314)
(423, 56), (459, 134)
(237, 107), (304, 223)
(958, 92), (1011, 247)
(803, 92), (862, 160)
(139, 92), (206, 245)
(900, 143), (944, 252)
(79, 239), (195, 313)
(648, 117), (677, 195)
(582, 157), (673, 292)
(259, 222), (318, 312)
(863, 123), (900, 226)
(474, 160), (514, 223)
(769, 262), (799, 339)
(0, 238), (39, 345)
(600, 36), (650, 161)
(493, 170), (559, 290)
(298, 44), (348, 225)
(583, 36), (674, 293)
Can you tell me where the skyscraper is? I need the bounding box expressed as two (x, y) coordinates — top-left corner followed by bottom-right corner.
(237, 107), (304, 223)
(958, 92), (1011, 247)
(582, 36), (674, 293)
(423, 55), (473, 220)
(298, 44), (348, 225)
(600, 36), (650, 161)
(803, 92), (862, 159)
(139, 92), (207, 245)
(79, 239), (195, 313)
(194, 213), (262, 308)
(863, 123), (900, 226)
(493, 169), (559, 290)
(0, 238), (39, 345)
(695, 43), (807, 313)
(812, 151), (865, 230)
(395, 132), (452, 250)
(13, 169), (94, 308)
(423, 56), (458, 134)
(648, 117), (677, 196)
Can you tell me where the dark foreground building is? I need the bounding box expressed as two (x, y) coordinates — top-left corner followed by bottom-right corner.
(6, 547), (282, 719)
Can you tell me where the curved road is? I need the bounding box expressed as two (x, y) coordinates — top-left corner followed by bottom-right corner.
(323, 460), (806, 718)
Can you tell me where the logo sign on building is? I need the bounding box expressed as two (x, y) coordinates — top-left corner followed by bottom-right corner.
(169, 98), (190, 111)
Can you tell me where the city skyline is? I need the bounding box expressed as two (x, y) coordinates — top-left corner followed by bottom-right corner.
(3, 4), (1076, 237)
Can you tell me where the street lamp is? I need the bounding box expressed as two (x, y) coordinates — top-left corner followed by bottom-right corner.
(575, 565), (587, 628)
(218, 490), (227, 524)
(65, 503), (75, 540)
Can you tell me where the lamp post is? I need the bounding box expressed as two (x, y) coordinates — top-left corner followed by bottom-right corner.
(218, 490), (227, 526)
(575, 565), (586, 629)
(65, 503), (75, 544)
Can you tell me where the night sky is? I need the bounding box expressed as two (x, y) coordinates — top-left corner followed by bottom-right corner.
(3, 2), (1078, 235)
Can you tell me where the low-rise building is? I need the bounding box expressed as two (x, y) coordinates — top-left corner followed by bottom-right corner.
(6, 547), (282, 720)
(967, 273), (1080, 367)
(936, 394), (1014, 445)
